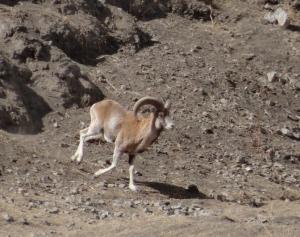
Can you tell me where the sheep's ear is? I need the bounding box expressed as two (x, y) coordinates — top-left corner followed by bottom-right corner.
(164, 100), (171, 109)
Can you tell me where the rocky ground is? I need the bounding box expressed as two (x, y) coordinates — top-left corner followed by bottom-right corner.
(0, 0), (300, 236)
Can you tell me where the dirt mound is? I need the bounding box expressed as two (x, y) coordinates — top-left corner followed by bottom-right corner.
(1, 0), (300, 236)
(0, 54), (50, 133)
(0, 0), (156, 133)
(106, 0), (215, 20)
(0, 53), (104, 133)
(0, 1), (150, 65)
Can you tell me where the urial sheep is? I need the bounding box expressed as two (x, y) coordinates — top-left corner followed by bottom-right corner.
(71, 97), (174, 191)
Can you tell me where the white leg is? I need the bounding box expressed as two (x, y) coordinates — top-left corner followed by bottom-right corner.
(128, 155), (137, 191)
(71, 128), (89, 158)
(71, 124), (100, 163)
(94, 148), (122, 177)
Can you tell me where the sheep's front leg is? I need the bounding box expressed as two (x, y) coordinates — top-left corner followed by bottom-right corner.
(128, 154), (137, 191)
(94, 147), (122, 177)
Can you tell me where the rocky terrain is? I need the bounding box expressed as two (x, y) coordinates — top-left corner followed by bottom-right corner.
(0, 0), (300, 236)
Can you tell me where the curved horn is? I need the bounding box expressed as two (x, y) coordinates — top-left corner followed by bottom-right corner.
(133, 97), (164, 117)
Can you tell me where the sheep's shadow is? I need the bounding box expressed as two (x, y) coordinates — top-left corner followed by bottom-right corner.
(287, 24), (300, 32)
(137, 181), (208, 199)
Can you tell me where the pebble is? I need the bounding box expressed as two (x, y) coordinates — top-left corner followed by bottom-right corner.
(98, 199), (106, 205)
(251, 197), (264, 207)
(267, 71), (278, 82)
(171, 203), (182, 209)
(263, 12), (277, 24)
(273, 162), (284, 170)
(114, 212), (124, 217)
(273, 8), (289, 27)
(70, 187), (79, 195)
(280, 127), (291, 136)
(20, 217), (29, 225)
(60, 143), (69, 148)
(143, 207), (153, 214)
(96, 181), (107, 188)
(48, 207), (59, 214)
(263, 8), (289, 27)
(99, 211), (110, 220)
(236, 156), (247, 164)
(3, 213), (14, 223)
(118, 183), (126, 188)
(134, 171), (143, 176)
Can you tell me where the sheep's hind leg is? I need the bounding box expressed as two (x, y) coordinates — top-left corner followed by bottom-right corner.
(71, 124), (101, 163)
(71, 127), (88, 161)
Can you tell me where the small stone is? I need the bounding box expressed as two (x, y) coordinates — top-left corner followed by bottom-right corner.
(166, 209), (175, 216)
(171, 203), (182, 209)
(100, 211), (109, 219)
(53, 122), (59, 128)
(48, 207), (59, 214)
(3, 213), (14, 223)
(134, 171), (143, 176)
(273, 162), (284, 170)
(114, 212), (124, 217)
(273, 8), (289, 27)
(134, 200), (142, 205)
(70, 187), (79, 195)
(251, 197), (264, 207)
(98, 200), (106, 205)
(20, 217), (29, 225)
(143, 207), (152, 214)
(293, 0), (300, 10)
(266, 100), (275, 106)
(285, 176), (297, 184)
(60, 143), (70, 148)
(107, 184), (115, 188)
(96, 181), (107, 188)
(132, 213), (139, 218)
(263, 3), (273, 10)
(6, 169), (13, 174)
(204, 128), (214, 134)
(88, 219), (96, 224)
(292, 132), (300, 140)
(236, 156), (247, 164)
(263, 12), (277, 24)
(267, 71), (278, 82)
(118, 183), (126, 188)
(174, 209), (181, 215)
(245, 53), (256, 61)
(280, 127), (292, 136)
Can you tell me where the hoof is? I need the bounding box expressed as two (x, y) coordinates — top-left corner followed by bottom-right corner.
(129, 184), (137, 192)
(94, 170), (103, 177)
(94, 168), (109, 177)
(71, 153), (78, 161)
(76, 156), (82, 164)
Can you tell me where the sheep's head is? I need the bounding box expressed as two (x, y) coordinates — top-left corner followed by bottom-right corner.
(155, 100), (174, 130)
(133, 97), (174, 130)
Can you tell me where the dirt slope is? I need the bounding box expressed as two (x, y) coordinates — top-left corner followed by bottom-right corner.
(0, 0), (300, 236)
